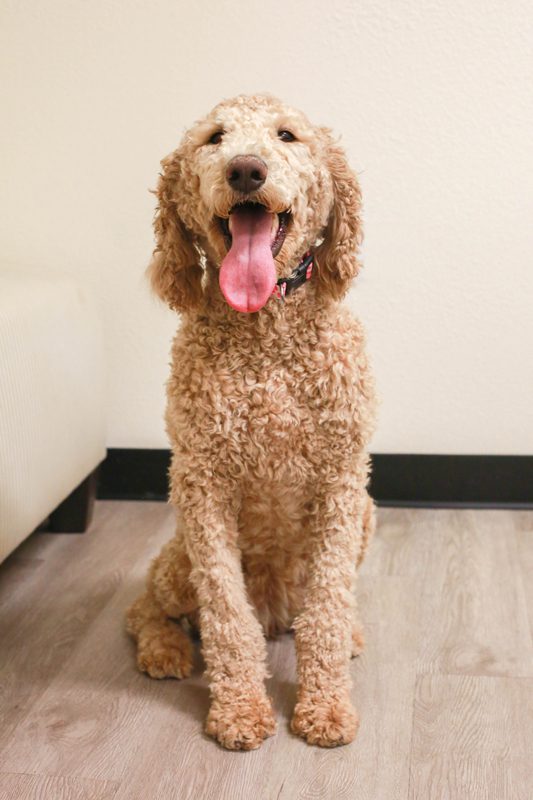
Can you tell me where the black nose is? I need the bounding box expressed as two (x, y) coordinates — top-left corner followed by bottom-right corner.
(226, 155), (268, 194)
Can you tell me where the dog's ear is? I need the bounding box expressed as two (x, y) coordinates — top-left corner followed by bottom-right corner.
(315, 130), (363, 299)
(147, 150), (204, 312)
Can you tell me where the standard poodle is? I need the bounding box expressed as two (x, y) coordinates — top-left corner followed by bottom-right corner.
(127, 94), (376, 750)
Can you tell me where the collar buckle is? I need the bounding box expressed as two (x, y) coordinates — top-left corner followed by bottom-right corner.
(273, 251), (314, 302)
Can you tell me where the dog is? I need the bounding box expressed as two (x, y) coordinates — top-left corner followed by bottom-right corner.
(127, 94), (376, 750)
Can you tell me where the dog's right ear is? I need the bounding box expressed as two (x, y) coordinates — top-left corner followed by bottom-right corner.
(147, 150), (204, 312)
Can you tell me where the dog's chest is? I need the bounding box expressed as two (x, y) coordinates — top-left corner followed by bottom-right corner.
(169, 313), (372, 483)
(196, 355), (362, 477)
(211, 364), (312, 445)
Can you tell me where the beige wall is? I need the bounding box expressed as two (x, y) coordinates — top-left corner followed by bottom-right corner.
(2, 0), (531, 453)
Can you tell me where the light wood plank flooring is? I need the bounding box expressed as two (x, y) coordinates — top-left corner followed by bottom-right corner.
(0, 502), (531, 799)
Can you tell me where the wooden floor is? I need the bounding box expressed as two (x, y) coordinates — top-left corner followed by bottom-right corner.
(0, 502), (532, 800)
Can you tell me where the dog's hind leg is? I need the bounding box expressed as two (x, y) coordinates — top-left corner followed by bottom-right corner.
(126, 533), (197, 679)
(350, 604), (366, 658)
(356, 491), (376, 569)
(351, 492), (376, 657)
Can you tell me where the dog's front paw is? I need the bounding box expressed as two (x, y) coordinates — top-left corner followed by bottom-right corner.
(137, 624), (193, 679)
(206, 692), (277, 750)
(291, 692), (359, 747)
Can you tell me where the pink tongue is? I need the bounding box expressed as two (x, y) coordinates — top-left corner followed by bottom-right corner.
(219, 205), (276, 313)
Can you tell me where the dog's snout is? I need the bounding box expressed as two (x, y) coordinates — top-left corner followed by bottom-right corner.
(226, 155), (267, 194)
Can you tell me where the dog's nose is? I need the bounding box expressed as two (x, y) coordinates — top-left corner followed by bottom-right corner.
(226, 155), (268, 194)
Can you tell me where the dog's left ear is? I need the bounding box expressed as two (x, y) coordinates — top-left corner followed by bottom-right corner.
(315, 130), (363, 299)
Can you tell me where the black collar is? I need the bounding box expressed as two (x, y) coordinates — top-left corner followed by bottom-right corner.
(273, 251), (314, 301)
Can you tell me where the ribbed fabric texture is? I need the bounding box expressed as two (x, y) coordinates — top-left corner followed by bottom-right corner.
(0, 271), (106, 561)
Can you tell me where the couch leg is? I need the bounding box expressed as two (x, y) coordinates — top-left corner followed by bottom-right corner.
(49, 468), (99, 533)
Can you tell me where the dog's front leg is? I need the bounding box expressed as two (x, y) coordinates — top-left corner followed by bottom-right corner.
(181, 493), (276, 750)
(291, 479), (364, 747)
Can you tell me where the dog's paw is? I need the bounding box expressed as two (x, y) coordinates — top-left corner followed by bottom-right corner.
(137, 624), (193, 680)
(206, 693), (277, 750)
(291, 693), (359, 747)
(351, 624), (365, 658)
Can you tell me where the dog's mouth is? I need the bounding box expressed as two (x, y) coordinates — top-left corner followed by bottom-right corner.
(217, 202), (291, 313)
(217, 202), (291, 259)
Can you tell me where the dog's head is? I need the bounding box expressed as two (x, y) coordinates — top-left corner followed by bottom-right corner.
(149, 94), (362, 313)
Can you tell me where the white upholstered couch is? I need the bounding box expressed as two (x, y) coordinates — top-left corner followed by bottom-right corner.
(0, 271), (106, 562)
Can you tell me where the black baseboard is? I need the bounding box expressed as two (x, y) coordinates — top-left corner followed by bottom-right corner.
(370, 454), (532, 508)
(97, 449), (532, 508)
(99, 449), (171, 502)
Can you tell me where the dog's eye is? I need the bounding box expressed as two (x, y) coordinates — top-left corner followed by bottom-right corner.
(278, 130), (296, 143)
(208, 130), (224, 145)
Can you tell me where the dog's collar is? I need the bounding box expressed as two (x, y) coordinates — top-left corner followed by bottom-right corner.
(272, 251), (314, 302)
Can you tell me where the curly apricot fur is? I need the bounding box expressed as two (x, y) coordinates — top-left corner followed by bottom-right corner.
(127, 94), (377, 750)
